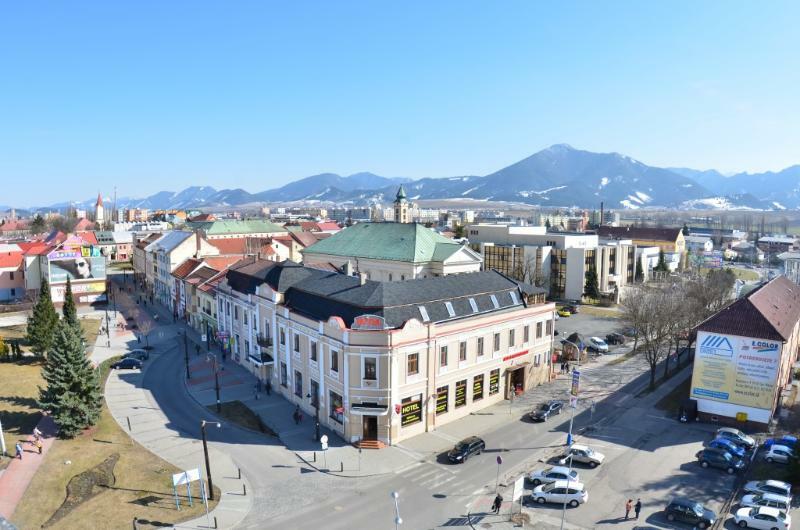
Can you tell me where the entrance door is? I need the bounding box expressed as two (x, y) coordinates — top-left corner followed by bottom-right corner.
(363, 416), (378, 440)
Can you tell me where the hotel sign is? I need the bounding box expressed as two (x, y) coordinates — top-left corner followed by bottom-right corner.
(401, 396), (422, 427)
(352, 314), (388, 331)
(455, 380), (467, 408)
(489, 369), (500, 395)
(436, 385), (449, 415)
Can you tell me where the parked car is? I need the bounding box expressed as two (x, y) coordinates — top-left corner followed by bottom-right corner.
(446, 436), (485, 464)
(123, 349), (149, 362)
(764, 435), (798, 450)
(554, 329), (560, 336)
(558, 444), (605, 468)
(765, 445), (794, 464)
(708, 437), (746, 458)
(565, 305), (580, 314)
(743, 480), (792, 501)
(717, 427), (756, 450)
(529, 480), (587, 507)
(111, 358), (142, 370)
(664, 498), (716, 529)
(557, 309), (571, 317)
(530, 400), (563, 422)
(733, 506), (791, 530)
(740, 493), (791, 512)
(587, 337), (609, 353)
(528, 466), (580, 486)
(696, 449), (745, 474)
(605, 332), (626, 345)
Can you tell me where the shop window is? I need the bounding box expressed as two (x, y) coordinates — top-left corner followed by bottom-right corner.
(329, 391), (344, 423)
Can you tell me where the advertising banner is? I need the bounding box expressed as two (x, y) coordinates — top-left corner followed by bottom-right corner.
(51, 281), (106, 303)
(473, 374), (484, 401)
(49, 256), (106, 283)
(691, 331), (781, 409)
(436, 385), (449, 415)
(571, 370), (581, 396)
(401, 396), (422, 427)
(455, 380), (467, 408)
(489, 369), (500, 395)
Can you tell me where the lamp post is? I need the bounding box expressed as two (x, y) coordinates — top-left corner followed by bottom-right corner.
(200, 420), (221, 500)
(306, 391), (321, 442)
(391, 491), (402, 530)
(208, 354), (221, 413)
(559, 338), (583, 530)
(182, 331), (191, 381)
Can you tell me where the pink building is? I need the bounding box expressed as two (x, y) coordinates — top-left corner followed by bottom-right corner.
(0, 246), (25, 301)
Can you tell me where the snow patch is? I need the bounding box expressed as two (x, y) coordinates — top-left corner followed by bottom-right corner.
(619, 199), (640, 209)
(634, 191), (652, 203)
(517, 185), (567, 198)
(461, 186), (479, 196)
(773, 201), (787, 210)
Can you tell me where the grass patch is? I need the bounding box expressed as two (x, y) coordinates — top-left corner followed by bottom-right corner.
(209, 400), (277, 437)
(0, 359), (45, 471)
(654, 376), (692, 412)
(11, 357), (218, 529)
(699, 266), (759, 282)
(608, 348), (640, 365)
(578, 306), (623, 319)
(747, 458), (792, 483)
(0, 318), (102, 353)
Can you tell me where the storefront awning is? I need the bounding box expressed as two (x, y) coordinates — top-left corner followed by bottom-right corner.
(350, 403), (389, 416)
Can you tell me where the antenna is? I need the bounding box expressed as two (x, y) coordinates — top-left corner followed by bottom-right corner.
(113, 186), (117, 227)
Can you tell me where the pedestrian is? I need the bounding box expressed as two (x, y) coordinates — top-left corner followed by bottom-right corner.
(33, 427), (42, 441)
(36, 439), (42, 454)
(565, 362), (570, 373)
(492, 494), (503, 514)
(265, 378), (272, 396)
(15, 442), (23, 460)
(625, 499), (633, 520)
(293, 405), (302, 425)
(634, 498), (642, 519)
(195, 344), (200, 356)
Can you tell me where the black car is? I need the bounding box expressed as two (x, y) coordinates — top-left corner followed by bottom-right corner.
(696, 448), (745, 474)
(123, 350), (149, 362)
(111, 358), (143, 370)
(664, 498), (716, 528)
(566, 305), (580, 314)
(530, 400), (563, 422)
(447, 436), (485, 463)
(605, 332), (626, 345)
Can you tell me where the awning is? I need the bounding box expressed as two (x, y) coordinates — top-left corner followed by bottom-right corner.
(506, 362), (530, 372)
(350, 403), (389, 416)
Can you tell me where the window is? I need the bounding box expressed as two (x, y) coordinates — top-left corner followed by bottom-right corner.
(280, 328), (286, 345)
(400, 275), (406, 280)
(234, 306), (239, 320)
(310, 341), (318, 362)
(524, 325), (530, 343)
(252, 314), (257, 328)
(534, 353), (541, 366)
(331, 349), (339, 373)
(293, 334), (300, 352)
(546, 319), (553, 335)
(509, 291), (518, 304)
(226, 302), (230, 315)
(477, 337), (484, 357)
(493, 333), (500, 352)
(9, 272), (13, 281)
(280, 362), (288, 387)
(294, 370), (303, 397)
(364, 357), (377, 381)
(310, 379), (319, 407)
(489, 369), (500, 395)
(473, 374), (484, 401)
(509, 329), (515, 347)
(407, 352), (419, 375)
(439, 345), (448, 367)
(469, 298), (479, 313)
(459, 341), (467, 362)
(388, 273), (393, 281)
(490, 294), (499, 309)
(455, 380), (467, 408)
(234, 334), (240, 354)
(244, 340), (250, 355)
(329, 391), (343, 423)
(536, 322), (543, 339)
(418, 306), (430, 322)
(436, 385), (449, 415)
(445, 301), (455, 318)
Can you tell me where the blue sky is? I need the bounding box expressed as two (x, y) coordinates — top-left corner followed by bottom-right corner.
(1, 1), (798, 206)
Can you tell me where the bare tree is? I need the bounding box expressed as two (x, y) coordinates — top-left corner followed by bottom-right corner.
(622, 284), (675, 390)
(138, 315), (153, 349)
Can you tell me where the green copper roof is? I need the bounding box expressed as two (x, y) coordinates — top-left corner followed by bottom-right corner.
(302, 222), (462, 263)
(186, 219), (287, 235)
(395, 185), (407, 201)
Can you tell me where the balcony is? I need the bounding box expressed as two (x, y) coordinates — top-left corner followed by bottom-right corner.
(256, 335), (273, 348)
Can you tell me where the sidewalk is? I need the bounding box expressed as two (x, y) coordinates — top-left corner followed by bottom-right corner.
(0, 415), (58, 520)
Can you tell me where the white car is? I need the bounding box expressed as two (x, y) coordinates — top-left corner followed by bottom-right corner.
(743, 480), (793, 501)
(587, 337), (609, 353)
(765, 444), (794, 464)
(529, 480), (588, 507)
(740, 493), (791, 512)
(734, 506), (791, 529)
(528, 466), (580, 486)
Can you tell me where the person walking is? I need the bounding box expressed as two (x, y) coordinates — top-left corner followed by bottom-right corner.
(634, 498), (642, 519)
(625, 499), (633, 520)
(293, 405), (302, 425)
(265, 378), (272, 396)
(15, 442), (23, 460)
(36, 439), (43, 454)
(492, 494), (503, 514)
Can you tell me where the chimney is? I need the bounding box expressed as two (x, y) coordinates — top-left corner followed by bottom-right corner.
(359, 272), (367, 285)
(600, 202), (604, 226)
(344, 260), (353, 276)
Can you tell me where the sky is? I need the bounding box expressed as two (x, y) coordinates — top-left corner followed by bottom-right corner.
(1, 1), (799, 207)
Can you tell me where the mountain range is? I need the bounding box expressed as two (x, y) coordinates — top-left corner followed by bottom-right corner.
(26, 145), (800, 212)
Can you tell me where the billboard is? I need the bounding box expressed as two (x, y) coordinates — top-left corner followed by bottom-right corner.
(49, 256), (106, 283)
(51, 281), (107, 303)
(691, 331), (781, 410)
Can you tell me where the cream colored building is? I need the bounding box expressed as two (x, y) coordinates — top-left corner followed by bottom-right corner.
(215, 259), (555, 446)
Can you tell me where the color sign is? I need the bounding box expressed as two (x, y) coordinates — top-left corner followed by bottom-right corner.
(473, 374), (484, 401)
(489, 369), (500, 395)
(352, 314), (388, 331)
(691, 331), (781, 409)
(436, 386), (449, 415)
(455, 379), (467, 408)
(401, 397), (422, 427)
(571, 370), (581, 396)
(48, 255), (106, 283)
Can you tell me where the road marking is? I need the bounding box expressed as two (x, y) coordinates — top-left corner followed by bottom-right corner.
(429, 430), (460, 443)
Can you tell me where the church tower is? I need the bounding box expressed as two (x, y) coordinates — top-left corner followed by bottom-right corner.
(95, 193), (105, 226)
(393, 185), (410, 223)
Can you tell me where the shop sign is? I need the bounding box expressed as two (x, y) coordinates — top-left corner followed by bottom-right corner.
(436, 386), (449, 415)
(401, 396), (422, 427)
(473, 374), (484, 401)
(455, 380), (467, 408)
(352, 314), (388, 331)
(489, 369), (500, 395)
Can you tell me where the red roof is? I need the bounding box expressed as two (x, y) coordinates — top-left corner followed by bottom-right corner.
(0, 220), (29, 232)
(207, 237), (268, 255)
(198, 267), (232, 292)
(96, 193), (103, 207)
(203, 255), (246, 270)
(316, 221), (340, 232)
(172, 258), (203, 279)
(78, 231), (98, 245)
(18, 242), (52, 256)
(74, 218), (94, 232)
(189, 213), (216, 222)
(0, 251), (23, 269)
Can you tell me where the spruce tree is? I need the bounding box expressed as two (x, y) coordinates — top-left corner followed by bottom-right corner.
(654, 248), (669, 272)
(584, 265), (600, 299)
(61, 278), (82, 337)
(39, 321), (103, 438)
(635, 257), (644, 282)
(27, 279), (59, 358)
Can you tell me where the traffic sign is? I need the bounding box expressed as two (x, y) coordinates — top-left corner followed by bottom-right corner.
(496, 455), (503, 465)
(571, 369), (581, 396)
(201, 334), (207, 342)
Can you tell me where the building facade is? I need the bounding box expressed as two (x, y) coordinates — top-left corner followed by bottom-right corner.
(215, 260), (555, 446)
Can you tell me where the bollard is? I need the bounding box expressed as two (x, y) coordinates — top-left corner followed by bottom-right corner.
(238, 467), (241, 480)
(340, 462), (344, 472)
(133, 517), (138, 530)
(126, 417), (132, 432)
(214, 516), (218, 529)
(243, 483), (247, 496)
(313, 452), (316, 462)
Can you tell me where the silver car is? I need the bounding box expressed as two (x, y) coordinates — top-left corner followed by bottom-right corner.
(529, 480), (588, 507)
(558, 444), (605, 468)
(528, 466), (580, 486)
(740, 492), (791, 512)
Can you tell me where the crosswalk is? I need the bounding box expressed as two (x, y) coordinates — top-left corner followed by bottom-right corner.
(396, 462), (477, 493)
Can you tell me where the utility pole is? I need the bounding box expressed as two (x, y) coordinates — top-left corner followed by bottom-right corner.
(560, 339), (583, 530)
(200, 420), (221, 500)
(183, 332), (191, 380)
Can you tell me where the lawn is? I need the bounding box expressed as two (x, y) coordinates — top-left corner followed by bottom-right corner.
(654, 375), (692, 412)
(210, 400), (277, 437)
(0, 359), (45, 471)
(11, 358), (217, 529)
(0, 317), (103, 354)
(699, 266), (759, 282)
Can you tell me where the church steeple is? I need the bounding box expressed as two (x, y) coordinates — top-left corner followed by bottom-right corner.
(393, 185), (410, 223)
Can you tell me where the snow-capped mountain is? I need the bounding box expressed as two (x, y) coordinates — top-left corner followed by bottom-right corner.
(671, 165), (800, 208)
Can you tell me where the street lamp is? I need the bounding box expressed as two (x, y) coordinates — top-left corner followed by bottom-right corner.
(181, 331), (191, 381)
(306, 391), (320, 442)
(200, 420), (221, 500)
(391, 491), (402, 530)
(559, 338), (584, 530)
(207, 354), (222, 413)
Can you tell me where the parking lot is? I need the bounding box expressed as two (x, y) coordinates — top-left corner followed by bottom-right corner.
(554, 309), (629, 354)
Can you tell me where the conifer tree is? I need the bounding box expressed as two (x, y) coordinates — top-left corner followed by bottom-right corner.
(26, 279), (59, 357)
(635, 257), (644, 282)
(654, 248), (669, 272)
(584, 265), (600, 299)
(39, 321), (102, 438)
(61, 278), (82, 337)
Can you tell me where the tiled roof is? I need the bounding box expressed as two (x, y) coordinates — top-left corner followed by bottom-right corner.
(0, 251), (23, 269)
(290, 231), (323, 248)
(185, 266), (218, 284)
(78, 231), (99, 245)
(145, 231), (194, 253)
(207, 237), (269, 255)
(74, 218), (94, 231)
(203, 256), (246, 270)
(0, 220), (29, 232)
(18, 242), (52, 255)
(302, 222), (463, 263)
(698, 276), (800, 341)
(188, 219), (286, 236)
(597, 226), (682, 242)
(172, 258), (203, 279)
(198, 268), (228, 293)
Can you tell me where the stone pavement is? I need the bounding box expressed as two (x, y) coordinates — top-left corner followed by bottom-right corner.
(0, 415), (58, 521)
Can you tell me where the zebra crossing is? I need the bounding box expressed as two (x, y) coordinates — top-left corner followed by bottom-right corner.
(396, 462), (480, 493)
